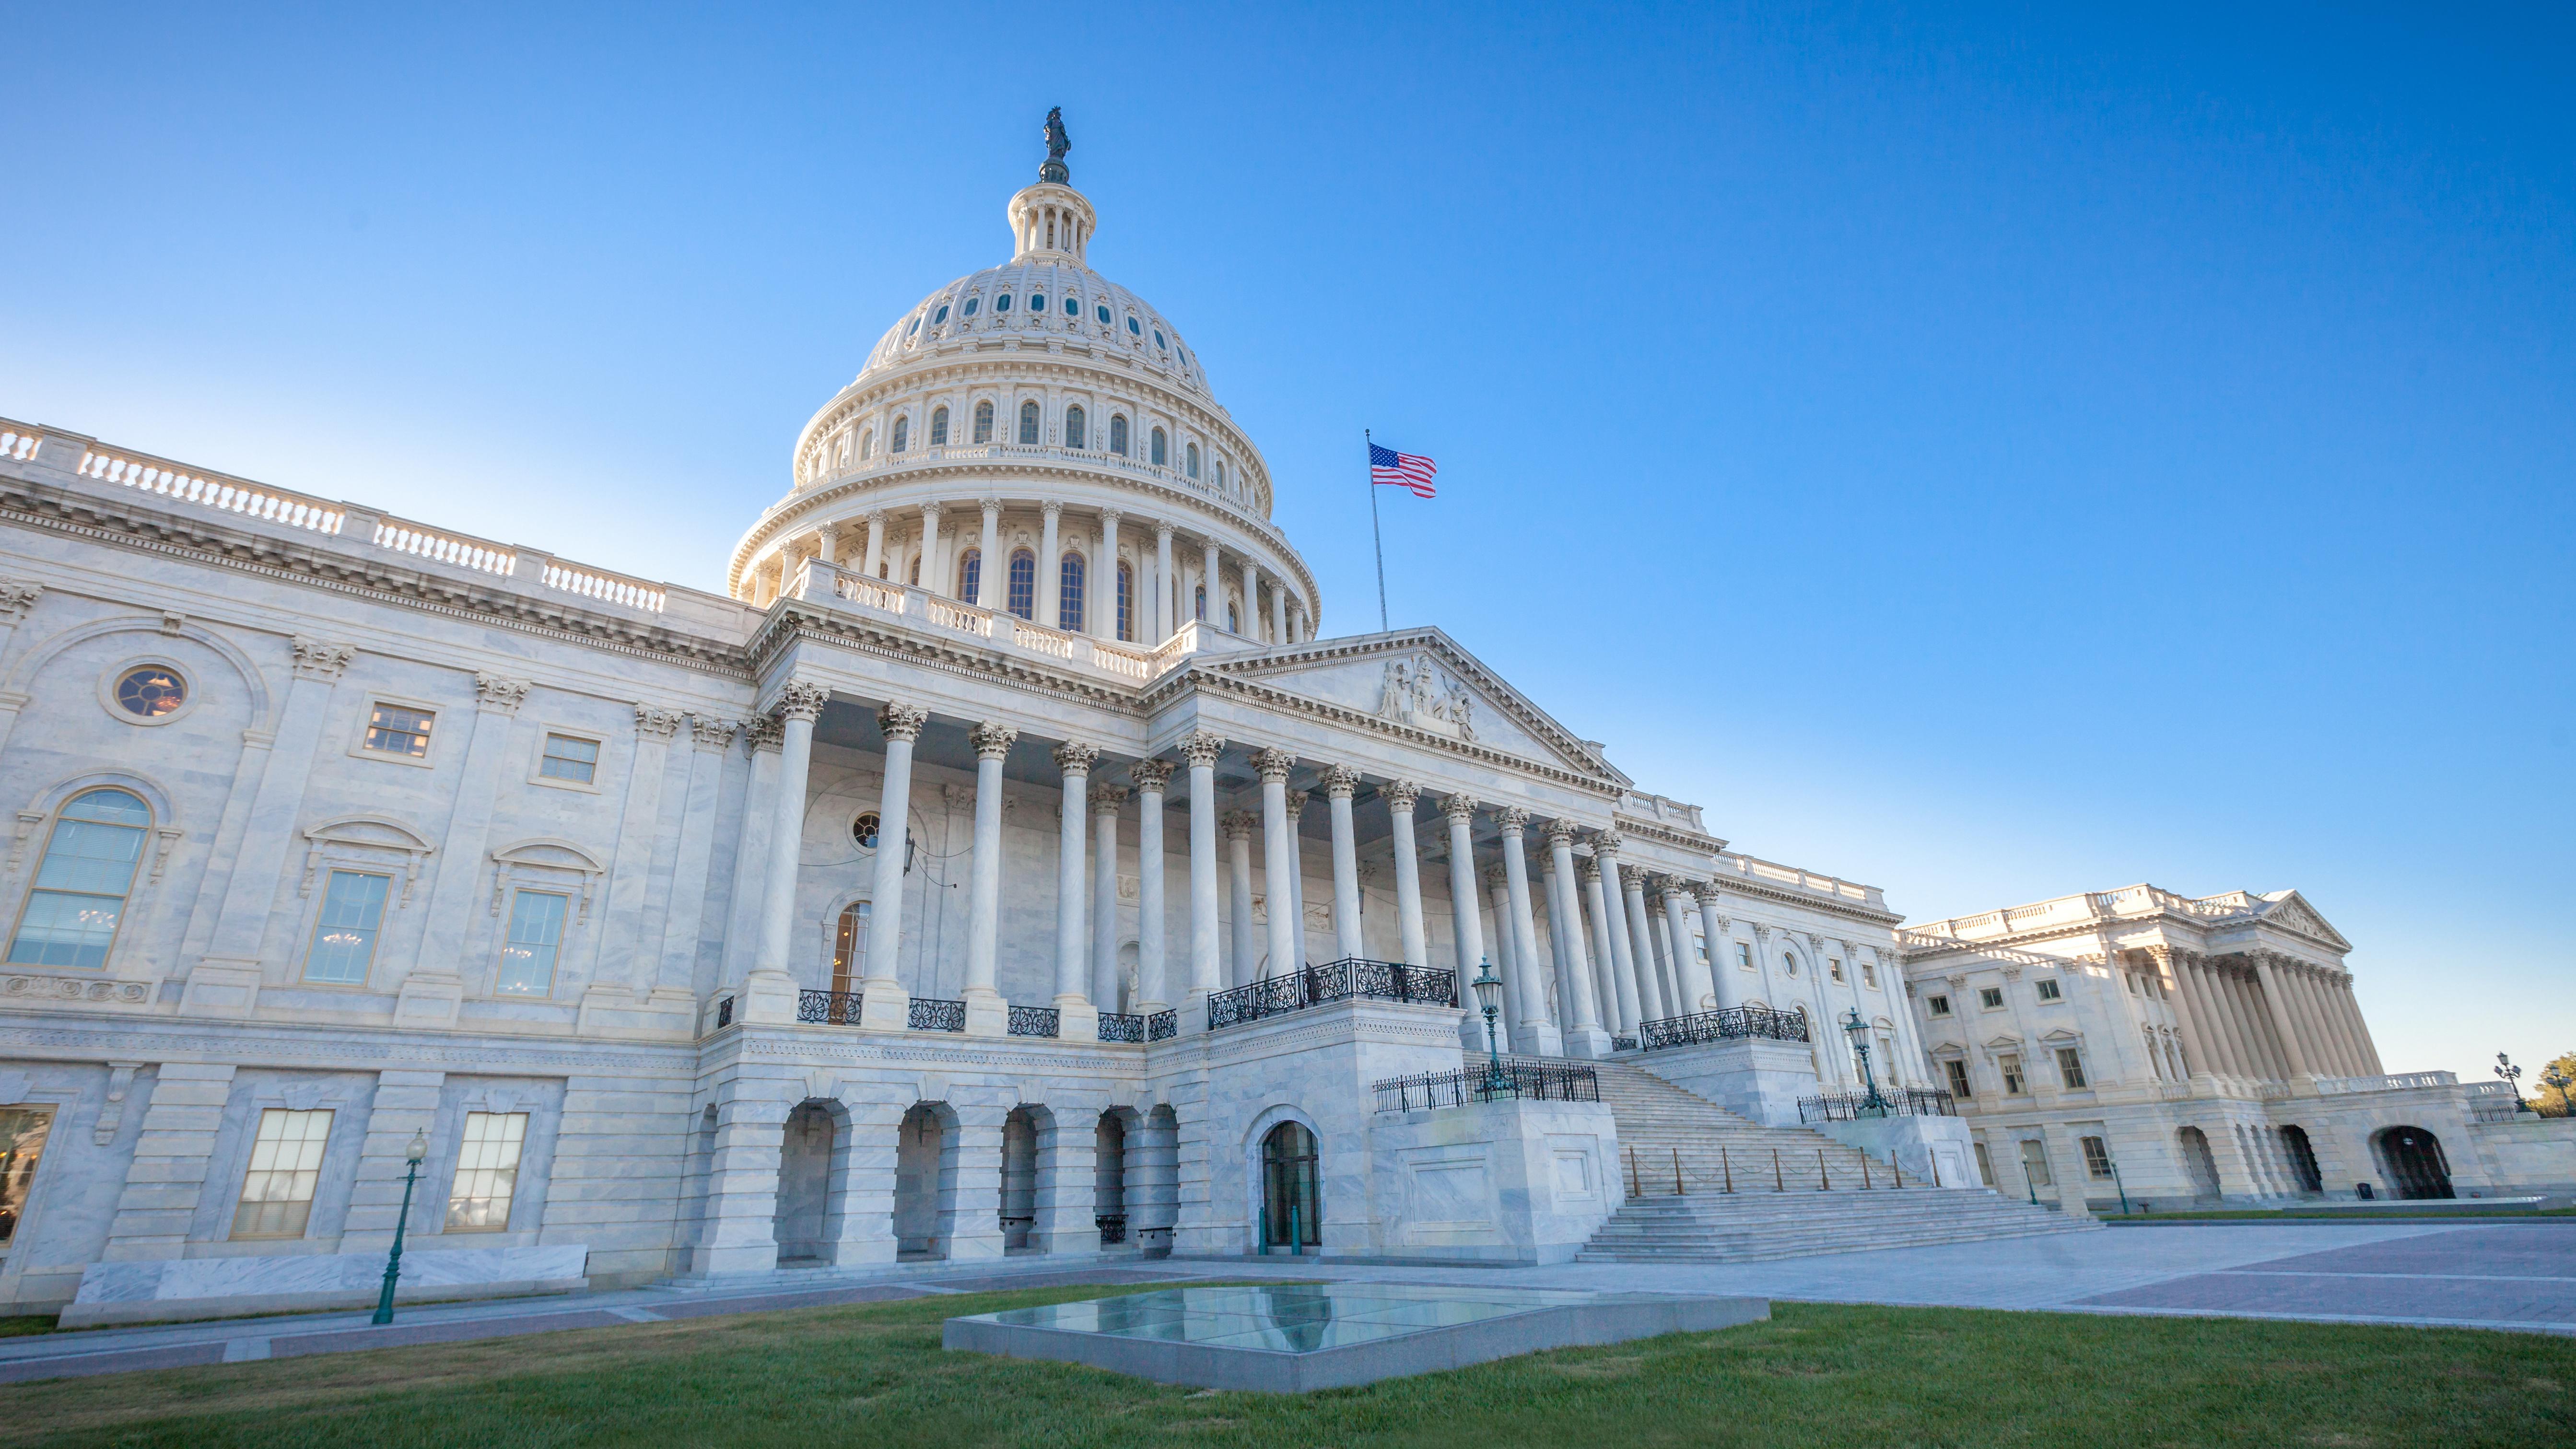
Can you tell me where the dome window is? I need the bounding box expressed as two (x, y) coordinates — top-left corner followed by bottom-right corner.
(930, 406), (949, 446)
(1007, 549), (1037, 621)
(1018, 401), (1040, 445)
(1185, 443), (1200, 479)
(1153, 329), (1167, 350)
(995, 294), (1012, 313)
(905, 317), (919, 337)
(1096, 304), (1111, 325)
(891, 417), (909, 453)
(1150, 428), (1167, 466)
(1058, 552), (1086, 633)
(963, 297), (980, 316)
(858, 429), (873, 461)
(1064, 297), (1078, 316)
(1109, 414), (1128, 456)
(934, 304), (949, 325)
(956, 548), (982, 603)
(1065, 406), (1086, 450)
(1028, 293), (1044, 313)
(1127, 316), (1141, 336)
(973, 401), (994, 444)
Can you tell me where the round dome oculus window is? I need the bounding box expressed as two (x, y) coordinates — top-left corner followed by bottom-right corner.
(853, 812), (880, 849)
(115, 665), (187, 719)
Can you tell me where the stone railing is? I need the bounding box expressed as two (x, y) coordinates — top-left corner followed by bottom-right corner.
(794, 557), (1187, 686)
(1796, 1087), (1957, 1124)
(1713, 852), (1885, 910)
(375, 514), (515, 576)
(2316, 1071), (2460, 1096)
(76, 439), (347, 538)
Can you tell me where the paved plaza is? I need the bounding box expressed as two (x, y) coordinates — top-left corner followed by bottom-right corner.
(0, 1220), (2565, 1386)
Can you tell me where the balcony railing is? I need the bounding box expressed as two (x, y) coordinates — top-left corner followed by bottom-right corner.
(1097, 1012), (1145, 1043)
(1639, 1005), (1810, 1050)
(1206, 958), (1457, 1031)
(1007, 1005), (1060, 1038)
(1372, 1063), (1602, 1114)
(797, 990), (862, 1026)
(1146, 1008), (1177, 1042)
(908, 997), (966, 1032)
(1796, 1088), (1957, 1124)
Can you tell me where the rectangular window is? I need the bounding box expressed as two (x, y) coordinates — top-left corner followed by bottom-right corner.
(233, 1108), (333, 1239)
(830, 902), (870, 997)
(1944, 1059), (1973, 1098)
(1928, 994), (1952, 1017)
(539, 733), (599, 785)
(1828, 958), (1845, 983)
(2056, 1047), (2088, 1089)
(445, 1111), (529, 1231)
(363, 703), (435, 759)
(1861, 960), (1878, 989)
(2126, 972), (2141, 995)
(2081, 1135), (2114, 1180)
(0, 1107), (54, 1249)
(2000, 1053), (2026, 1094)
(303, 869), (391, 985)
(1979, 986), (2004, 1010)
(494, 890), (570, 996)
(1972, 1140), (1994, 1187)
(2036, 978), (2062, 1001)
(2017, 1137), (2053, 1188)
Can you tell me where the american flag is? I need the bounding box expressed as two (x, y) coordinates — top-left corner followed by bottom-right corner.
(1369, 443), (1438, 499)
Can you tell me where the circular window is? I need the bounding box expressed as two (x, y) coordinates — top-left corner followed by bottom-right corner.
(1126, 316), (1141, 335)
(962, 297), (980, 316)
(114, 665), (186, 718)
(853, 812), (880, 850)
(1096, 304), (1111, 324)
(933, 304), (949, 324)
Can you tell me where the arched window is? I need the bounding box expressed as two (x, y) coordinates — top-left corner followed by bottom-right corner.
(908, 552), (920, 586)
(1096, 304), (1111, 325)
(1029, 292), (1045, 313)
(1065, 296), (1079, 316)
(973, 400), (994, 444)
(1227, 602), (1241, 633)
(933, 304), (949, 325)
(1059, 552), (1086, 632)
(1116, 562), (1134, 642)
(1150, 428), (1168, 466)
(1006, 549), (1037, 621)
(830, 901), (870, 996)
(858, 430), (873, 460)
(995, 293), (1012, 312)
(890, 416), (908, 453)
(1109, 415), (1128, 456)
(1153, 328), (1167, 350)
(1018, 401), (1040, 445)
(1215, 461), (1227, 489)
(1260, 1121), (1321, 1251)
(930, 406), (948, 446)
(955, 548), (981, 604)
(8, 787), (151, 970)
(962, 296), (980, 316)
(1194, 584), (1206, 621)
(1185, 443), (1200, 479)
(1065, 406), (1086, 450)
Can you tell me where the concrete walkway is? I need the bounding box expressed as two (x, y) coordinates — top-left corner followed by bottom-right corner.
(2, 1220), (2568, 1384)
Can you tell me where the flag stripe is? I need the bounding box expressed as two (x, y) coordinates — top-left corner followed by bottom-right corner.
(1369, 443), (1438, 499)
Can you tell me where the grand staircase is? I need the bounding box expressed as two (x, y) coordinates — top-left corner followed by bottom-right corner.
(1568, 1058), (2098, 1263)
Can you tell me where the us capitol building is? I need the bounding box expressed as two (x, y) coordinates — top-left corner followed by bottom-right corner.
(0, 119), (2560, 1324)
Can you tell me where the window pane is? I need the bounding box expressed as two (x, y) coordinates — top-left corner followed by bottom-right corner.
(1059, 554), (1085, 633)
(9, 791), (148, 970)
(540, 734), (599, 784)
(233, 1108), (333, 1239)
(495, 891), (569, 996)
(445, 1111), (529, 1231)
(0, 1107), (54, 1249)
(1006, 551), (1036, 621)
(305, 870), (391, 984)
(365, 704), (435, 758)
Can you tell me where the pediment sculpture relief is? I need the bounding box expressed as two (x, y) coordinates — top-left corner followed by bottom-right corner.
(1378, 655), (1476, 742)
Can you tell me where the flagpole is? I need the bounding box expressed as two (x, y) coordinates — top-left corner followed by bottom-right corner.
(1367, 429), (1389, 632)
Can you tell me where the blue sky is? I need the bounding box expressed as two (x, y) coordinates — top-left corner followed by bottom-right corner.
(5, 3), (2568, 1086)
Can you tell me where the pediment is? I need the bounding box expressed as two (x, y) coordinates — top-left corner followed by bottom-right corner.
(1194, 629), (1628, 783)
(2253, 890), (2351, 951)
(305, 813), (435, 856)
(491, 838), (606, 876)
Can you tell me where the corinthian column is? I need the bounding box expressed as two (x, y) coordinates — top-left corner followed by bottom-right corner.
(1093, 510), (1121, 640)
(2251, 953), (2312, 1078)
(850, 699), (922, 1029)
(1052, 741), (1100, 1040)
(960, 721), (1017, 1036)
(1222, 809), (1258, 987)
(1442, 795), (1488, 1050)
(1180, 731), (1225, 1024)
(748, 683), (831, 1022)
(1253, 749), (1300, 980)
(1695, 886), (1739, 1013)
(1383, 782), (1428, 968)
(1589, 832), (1648, 1028)
(1131, 761), (1174, 1019)
(1663, 881), (1714, 1014)
(1091, 783), (1127, 1012)
(1581, 859), (1634, 1035)
(1494, 809), (1556, 1052)
(1544, 822), (1608, 1056)
(1284, 789), (1311, 967)
(920, 503), (944, 596)
(973, 498), (1001, 609)
(1323, 766), (1365, 964)
(1154, 522), (1176, 642)
(1484, 863), (1524, 1050)
(1039, 502), (1065, 629)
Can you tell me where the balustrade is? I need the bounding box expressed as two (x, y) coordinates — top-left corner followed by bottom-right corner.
(1372, 1063), (1601, 1114)
(907, 997), (967, 1032)
(1796, 1088), (1956, 1124)
(1206, 958), (1457, 1030)
(1007, 1005), (1061, 1038)
(1096, 1012), (1145, 1043)
(1639, 1005), (1810, 1050)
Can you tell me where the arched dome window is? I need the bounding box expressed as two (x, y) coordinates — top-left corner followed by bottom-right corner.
(1065, 406), (1086, 450)
(858, 430), (873, 461)
(995, 293), (1013, 312)
(1018, 401), (1040, 445)
(1029, 292), (1045, 313)
(890, 416), (908, 453)
(1185, 443), (1200, 479)
(963, 297), (980, 316)
(908, 552), (921, 586)
(956, 547), (982, 604)
(1228, 600), (1241, 633)
(1065, 296), (1079, 316)
(1096, 304), (1111, 325)
(1215, 460), (1226, 489)
(1153, 328), (1167, 350)
(1059, 552), (1086, 632)
(930, 406), (949, 446)
(1007, 549), (1037, 621)
(1127, 316), (1142, 336)
(9, 787), (151, 970)
(1116, 562), (1134, 642)
(905, 317), (918, 337)
(1194, 584), (1206, 621)
(1150, 428), (1167, 466)
(1109, 415), (1128, 456)
(933, 304), (949, 325)
(973, 401), (994, 444)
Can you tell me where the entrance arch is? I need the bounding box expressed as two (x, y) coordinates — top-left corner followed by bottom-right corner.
(2376, 1126), (2454, 1200)
(894, 1102), (956, 1259)
(773, 1100), (838, 1262)
(1000, 1107), (1042, 1252)
(1259, 1121), (1321, 1255)
(2177, 1126), (2222, 1199)
(2281, 1125), (2323, 1194)
(1095, 1108), (1134, 1250)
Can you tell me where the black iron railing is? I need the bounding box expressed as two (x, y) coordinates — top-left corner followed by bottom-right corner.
(1373, 1062), (1602, 1114)
(1207, 958), (1457, 1030)
(1796, 1087), (1958, 1123)
(1097, 1012), (1145, 1043)
(1610, 1034), (1638, 1052)
(1639, 1005), (1810, 1050)
(1146, 1008), (1177, 1042)
(797, 989), (861, 1025)
(909, 997), (966, 1032)
(1007, 1005), (1060, 1038)
(1096, 1213), (1128, 1245)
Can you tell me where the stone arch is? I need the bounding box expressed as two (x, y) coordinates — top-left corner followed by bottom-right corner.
(1243, 1102), (1324, 1256)
(2374, 1125), (2453, 1200)
(1136, 1103), (1180, 1257)
(1094, 1105), (1140, 1250)
(2, 614), (275, 732)
(895, 1099), (960, 1258)
(1000, 1103), (1047, 1251)
(773, 1098), (844, 1262)
(2177, 1125), (2222, 1198)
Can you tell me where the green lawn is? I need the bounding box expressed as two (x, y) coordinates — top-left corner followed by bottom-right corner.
(2102, 1206), (2576, 1223)
(0, 1281), (2566, 1448)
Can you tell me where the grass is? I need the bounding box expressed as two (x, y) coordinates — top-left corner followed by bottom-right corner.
(0, 1282), (2568, 1448)
(2103, 1206), (2576, 1223)
(0, 1319), (53, 1339)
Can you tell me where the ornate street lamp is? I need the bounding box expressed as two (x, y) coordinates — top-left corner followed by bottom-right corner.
(2498, 1052), (2534, 1114)
(1840, 1007), (1893, 1118)
(372, 1129), (430, 1326)
(1470, 958), (1507, 1096)
(2544, 1066), (2574, 1117)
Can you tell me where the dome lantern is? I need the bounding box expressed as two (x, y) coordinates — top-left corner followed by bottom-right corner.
(1008, 183), (1095, 265)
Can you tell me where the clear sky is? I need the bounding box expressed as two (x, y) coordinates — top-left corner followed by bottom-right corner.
(5, 3), (2568, 1088)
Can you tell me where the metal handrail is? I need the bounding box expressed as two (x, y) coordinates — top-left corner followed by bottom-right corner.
(1007, 1005), (1061, 1038)
(1372, 1063), (1601, 1114)
(1796, 1087), (1958, 1123)
(1639, 1005), (1810, 1049)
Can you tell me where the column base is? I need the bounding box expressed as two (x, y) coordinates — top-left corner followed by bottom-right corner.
(1055, 995), (1100, 1042)
(1178, 990), (1210, 1035)
(1559, 1025), (1615, 1059)
(858, 978), (911, 1031)
(961, 987), (1008, 1037)
(737, 970), (801, 1025)
(1522, 1021), (1565, 1058)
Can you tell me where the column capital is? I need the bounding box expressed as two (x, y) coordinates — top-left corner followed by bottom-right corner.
(690, 715), (744, 753)
(1285, 788), (1311, 815)
(1177, 729), (1226, 768)
(1154, 519), (1175, 542)
(1221, 809), (1259, 841)
(1321, 764), (1361, 798)
(980, 497), (1002, 520)
(1620, 864), (1651, 891)
(291, 636), (358, 681)
(969, 721), (1019, 760)
(875, 700), (926, 739)
(1591, 829), (1625, 856)
(1692, 879), (1729, 907)
(1381, 779), (1421, 810)
(1481, 862), (1510, 890)
(1053, 739), (1101, 774)
(1130, 759), (1177, 792)
(860, 508), (886, 526)
(1099, 506), (1122, 527)
(1089, 783), (1130, 813)
(1490, 805), (1530, 834)
(920, 501), (942, 523)
(1542, 819), (1577, 849)
(1441, 792), (1480, 821)
(1250, 747), (1296, 783)
(1577, 857), (1603, 884)
(1041, 499), (1064, 521)
(745, 716), (785, 754)
(473, 672), (532, 715)
(634, 705), (685, 741)
(769, 680), (829, 723)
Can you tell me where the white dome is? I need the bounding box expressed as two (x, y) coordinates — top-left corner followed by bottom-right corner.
(855, 256), (1215, 406)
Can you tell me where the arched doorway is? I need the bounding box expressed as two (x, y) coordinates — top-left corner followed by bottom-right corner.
(2281, 1125), (2323, 1194)
(1095, 1110), (1131, 1250)
(1138, 1105), (1180, 1258)
(2377, 1126), (2453, 1200)
(1259, 1121), (1321, 1255)
(773, 1101), (837, 1262)
(2178, 1126), (2222, 1199)
(1000, 1108), (1041, 1252)
(895, 1103), (953, 1259)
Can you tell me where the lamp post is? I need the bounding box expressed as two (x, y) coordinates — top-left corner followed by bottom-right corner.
(372, 1129), (429, 1326)
(2498, 1052), (2533, 1114)
(2544, 1066), (2574, 1118)
(1470, 958), (1507, 1097)
(1840, 1007), (1893, 1118)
